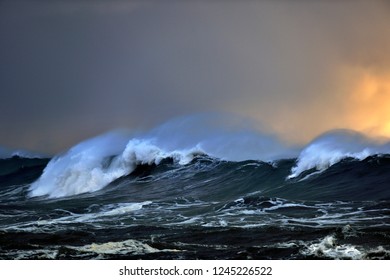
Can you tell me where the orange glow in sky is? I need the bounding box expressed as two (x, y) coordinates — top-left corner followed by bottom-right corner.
(347, 70), (390, 139)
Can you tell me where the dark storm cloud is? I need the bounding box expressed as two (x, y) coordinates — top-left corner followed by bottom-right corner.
(1, 0), (390, 153)
(0, 0), (245, 153)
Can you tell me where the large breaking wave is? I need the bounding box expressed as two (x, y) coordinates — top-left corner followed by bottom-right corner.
(29, 115), (297, 198)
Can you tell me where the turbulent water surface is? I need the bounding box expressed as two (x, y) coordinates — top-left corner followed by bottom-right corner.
(1, 127), (390, 260)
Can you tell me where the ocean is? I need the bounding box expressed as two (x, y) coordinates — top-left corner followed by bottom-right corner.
(1, 119), (390, 260)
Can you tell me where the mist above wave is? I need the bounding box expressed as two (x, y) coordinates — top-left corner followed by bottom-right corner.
(144, 114), (298, 161)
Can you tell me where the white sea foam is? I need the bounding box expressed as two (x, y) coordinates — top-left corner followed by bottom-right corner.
(288, 130), (390, 179)
(71, 239), (161, 255)
(303, 235), (363, 259)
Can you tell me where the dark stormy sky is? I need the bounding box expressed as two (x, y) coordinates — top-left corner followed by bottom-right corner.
(1, 0), (390, 154)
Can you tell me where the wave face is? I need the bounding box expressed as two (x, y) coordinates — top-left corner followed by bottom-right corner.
(1, 118), (390, 260)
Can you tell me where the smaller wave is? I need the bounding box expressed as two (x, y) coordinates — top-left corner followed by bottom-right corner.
(0, 147), (18, 159)
(288, 130), (390, 179)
